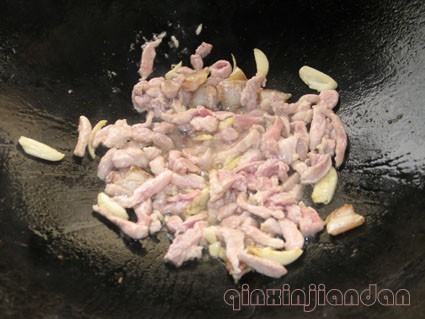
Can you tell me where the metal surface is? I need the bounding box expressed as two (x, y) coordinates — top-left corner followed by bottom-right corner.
(1, 0), (425, 318)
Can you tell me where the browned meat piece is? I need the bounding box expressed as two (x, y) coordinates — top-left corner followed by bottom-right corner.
(239, 251), (287, 278)
(181, 68), (209, 92)
(73, 115), (92, 157)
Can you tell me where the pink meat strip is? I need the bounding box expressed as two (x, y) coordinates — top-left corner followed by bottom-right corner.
(279, 219), (304, 250)
(240, 75), (265, 110)
(118, 170), (173, 208)
(93, 205), (149, 240)
(164, 222), (204, 267)
(298, 205), (325, 237)
(139, 35), (164, 80)
(214, 226), (245, 276)
(309, 105), (327, 151)
(190, 42), (213, 70)
(73, 115), (92, 157)
(326, 111), (348, 167)
(240, 224), (285, 249)
(299, 153), (332, 184)
(239, 251), (287, 278)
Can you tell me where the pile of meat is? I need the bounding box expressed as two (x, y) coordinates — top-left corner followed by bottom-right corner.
(86, 39), (347, 281)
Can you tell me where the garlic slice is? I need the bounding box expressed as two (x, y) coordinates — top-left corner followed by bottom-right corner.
(186, 187), (210, 215)
(192, 134), (213, 141)
(88, 120), (107, 159)
(229, 54), (247, 81)
(223, 156), (240, 170)
(209, 242), (226, 259)
(165, 61), (182, 80)
(97, 192), (129, 220)
(254, 48), (269, 78)
(326, 204), (365, 236)
(203, 227), (217, 244)
(312, 167), (338, 204)
(299, 65), (338, 92)
(18, 136), (65, 161)
(218, 117), (234, 129)
(247, 247), (303, 266)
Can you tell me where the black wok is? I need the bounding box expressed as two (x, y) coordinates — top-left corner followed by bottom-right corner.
(1, 0), (425, 318)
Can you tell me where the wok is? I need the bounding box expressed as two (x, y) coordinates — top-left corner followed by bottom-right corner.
(1, 0), (424, 318)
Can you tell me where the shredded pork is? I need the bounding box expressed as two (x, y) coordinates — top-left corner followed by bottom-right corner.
(87, 39), (350, 281)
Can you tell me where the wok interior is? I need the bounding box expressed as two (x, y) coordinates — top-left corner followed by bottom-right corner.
(0, 0), (424, 318)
